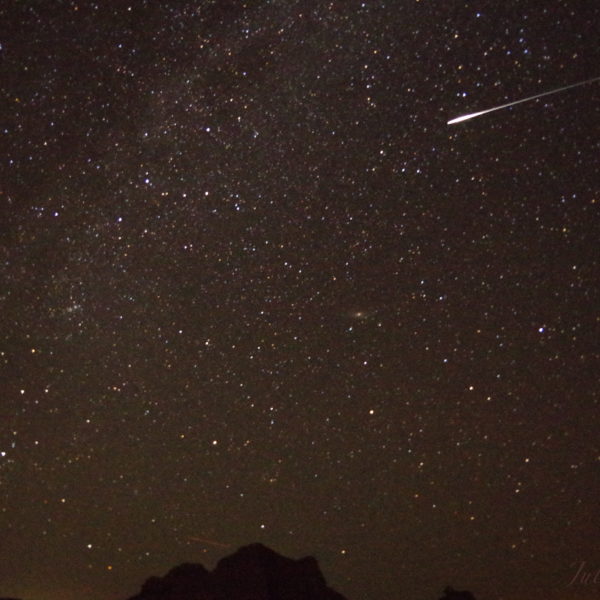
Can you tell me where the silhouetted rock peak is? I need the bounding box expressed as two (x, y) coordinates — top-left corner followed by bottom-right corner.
(138, 563), (210, 598)
(127, 543), (347, 600)
(439, 587), (477, 600)
(215, 543), (283, 568)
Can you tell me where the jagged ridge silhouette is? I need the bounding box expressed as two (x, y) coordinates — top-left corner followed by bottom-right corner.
(126, 543), (348, 600)
(1, 546), (478, 600)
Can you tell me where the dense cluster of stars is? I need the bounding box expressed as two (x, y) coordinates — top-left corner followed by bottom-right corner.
(1, 2), (599, 600)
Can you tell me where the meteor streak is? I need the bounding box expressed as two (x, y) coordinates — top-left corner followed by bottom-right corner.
(448, 76), (600, 125)
(188, 536), (232, 548)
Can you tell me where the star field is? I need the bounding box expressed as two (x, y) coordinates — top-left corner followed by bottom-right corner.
(1, 2), (599, 600)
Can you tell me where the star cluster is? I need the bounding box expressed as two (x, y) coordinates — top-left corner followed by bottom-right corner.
(1, 2), (599, 600)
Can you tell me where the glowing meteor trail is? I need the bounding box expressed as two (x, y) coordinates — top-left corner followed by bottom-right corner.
(447, 76), (600, 125)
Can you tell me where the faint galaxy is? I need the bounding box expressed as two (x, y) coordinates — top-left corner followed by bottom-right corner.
(1, 2), (599, 600)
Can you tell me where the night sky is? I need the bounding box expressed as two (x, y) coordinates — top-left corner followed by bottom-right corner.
(1, 2), (599, 600)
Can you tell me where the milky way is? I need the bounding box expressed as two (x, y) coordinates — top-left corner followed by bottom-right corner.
(1, 3), (599, 600)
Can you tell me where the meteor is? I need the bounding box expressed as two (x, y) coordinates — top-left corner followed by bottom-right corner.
(447, 76), (600, 125)
(188, 536), (231, 548)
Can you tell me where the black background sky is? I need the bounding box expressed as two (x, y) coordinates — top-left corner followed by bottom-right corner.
(1, 2), (599, 600)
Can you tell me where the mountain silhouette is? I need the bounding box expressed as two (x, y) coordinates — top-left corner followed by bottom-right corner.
(439, 587), (477, 600)
(126, 543), (348, 600)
